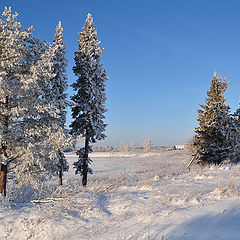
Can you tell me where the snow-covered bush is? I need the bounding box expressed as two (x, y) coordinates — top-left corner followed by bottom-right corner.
(143, 139), (153, 152)
(130, 140), (136, 151)
(185, 136), (195, 152)
(119, 141), (129, 152)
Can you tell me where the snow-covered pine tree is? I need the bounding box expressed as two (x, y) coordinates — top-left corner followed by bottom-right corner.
(234, 105), (240, 142)
(0, 8), (70, 195)
(70, 14), (108, 187)
(193, 72), (234, 165)
(0, 7), (41, 195)
(23, 22), (72, 188)
(51, 21), (68, 128)
(230, 105), (240, 162)
(50, 21), (70, 186)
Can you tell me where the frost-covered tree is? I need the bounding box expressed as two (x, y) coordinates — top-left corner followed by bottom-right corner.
(230, 106), (240, 162)
(143, 139), (153, 152)
(70, 14), (108, 187)
(51, 22), (68, 128)
(119, 141), (129, 152)
(50, 21), (70, 186)
(130, 140), (136, 151)
(0, 8), (42, 195)
(0, 8), (69, 195)
(234, 106), (240, 142)
(193, 73), (234, 165)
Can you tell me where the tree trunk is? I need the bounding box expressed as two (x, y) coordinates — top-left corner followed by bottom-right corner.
(82, 164), (88, 187)
(58, 150), (63, 186)
(58, 170), (63, 186)
(0, 96), (8, 196)
(82, 132), (89, 187)
(0, 163), (7, 196)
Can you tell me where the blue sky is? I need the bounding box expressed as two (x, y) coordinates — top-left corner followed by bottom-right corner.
(2, 0), (240, 146)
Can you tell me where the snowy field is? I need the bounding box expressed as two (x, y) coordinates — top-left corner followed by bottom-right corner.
(1, 149), (240, 239)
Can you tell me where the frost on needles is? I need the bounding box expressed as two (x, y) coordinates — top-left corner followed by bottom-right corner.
(50, 21), (71, 186)
(70, 14), (108, 187)
(0, 8), (71, 196)
(231, 105), (240, 161)
(193, 73), (237, 165)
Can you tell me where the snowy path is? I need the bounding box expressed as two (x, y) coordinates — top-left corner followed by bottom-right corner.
(1, 150), (240, 239)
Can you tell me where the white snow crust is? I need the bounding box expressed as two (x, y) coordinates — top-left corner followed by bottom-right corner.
(1, 149), (240, 239)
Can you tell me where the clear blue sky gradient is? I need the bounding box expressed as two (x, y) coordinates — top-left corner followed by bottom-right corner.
(1, 0), (240, 146)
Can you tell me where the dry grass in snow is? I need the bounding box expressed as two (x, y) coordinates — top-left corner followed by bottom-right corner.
(1, 149), (240, 239)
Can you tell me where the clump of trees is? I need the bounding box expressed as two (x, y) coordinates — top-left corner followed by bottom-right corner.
(0, 7), (71, 196)
(193, 72), (240, 165)
(3, 5), (240, 198)
(0, 8), (71, 196)
(117, 140), (154, 152)
(0, 8), (109, 195)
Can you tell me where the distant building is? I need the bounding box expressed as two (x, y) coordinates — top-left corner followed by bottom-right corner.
(173, 145), (184, 150)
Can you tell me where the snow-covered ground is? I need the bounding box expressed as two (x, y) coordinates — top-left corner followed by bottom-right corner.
(1, 149), (240, 239)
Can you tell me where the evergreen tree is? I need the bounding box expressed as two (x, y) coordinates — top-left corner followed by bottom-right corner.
(193, 72), (234, 165)
(231, 105), (240, 161)
(51, 21), (68, 128)
(50, 21), (70, 186)
(0, 7), (42, 195)
(0, 8), (70, 195)
(70, 14), (108, 187)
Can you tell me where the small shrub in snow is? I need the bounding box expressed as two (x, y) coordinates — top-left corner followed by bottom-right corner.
(143, 139), (153, 152)
(215, 180), (240, 197)
(130, 141), (136, 151)
(119, 141), (129, 152)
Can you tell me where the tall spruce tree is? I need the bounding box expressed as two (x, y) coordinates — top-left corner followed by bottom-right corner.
(50, 21), (70, 186)
(193, 72), (234, 165)
(70, 14), (108, 187)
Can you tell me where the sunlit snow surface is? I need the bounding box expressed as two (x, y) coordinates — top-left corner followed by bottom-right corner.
(1, 149), (240, 239)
